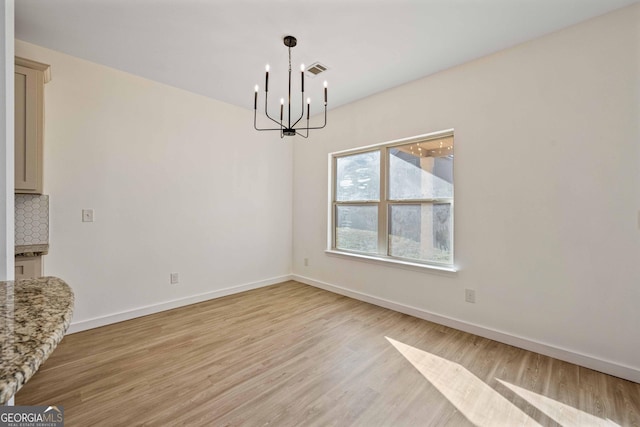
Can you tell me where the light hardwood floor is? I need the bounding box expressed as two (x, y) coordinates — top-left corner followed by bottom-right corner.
(17, 281), (640, 426)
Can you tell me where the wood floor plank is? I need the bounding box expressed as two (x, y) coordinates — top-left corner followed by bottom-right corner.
(15, 281), (640, 426)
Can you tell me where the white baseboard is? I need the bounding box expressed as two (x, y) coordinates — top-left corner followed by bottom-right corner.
(292, 274), (640, 384)
(66, 274), (293, 334)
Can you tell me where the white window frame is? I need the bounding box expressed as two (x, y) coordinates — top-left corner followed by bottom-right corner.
(327, 129), (456, 272)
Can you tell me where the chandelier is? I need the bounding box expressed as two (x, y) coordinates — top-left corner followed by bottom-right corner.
(253, 35), (327, 138)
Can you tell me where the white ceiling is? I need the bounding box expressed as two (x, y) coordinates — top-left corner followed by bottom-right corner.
(15, 0), (638, 113)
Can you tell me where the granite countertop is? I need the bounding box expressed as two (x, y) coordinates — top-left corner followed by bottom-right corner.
(0, 277), (74, 404)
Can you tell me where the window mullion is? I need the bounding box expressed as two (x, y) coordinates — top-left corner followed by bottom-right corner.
(331, 156), (337, 250)
(378, 148), (387, 255)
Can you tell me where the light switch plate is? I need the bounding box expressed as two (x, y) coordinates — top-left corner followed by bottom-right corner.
(170, 273), (179, 284)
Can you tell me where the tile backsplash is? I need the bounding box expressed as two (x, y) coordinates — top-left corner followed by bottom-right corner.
(15, 194), (49, 245)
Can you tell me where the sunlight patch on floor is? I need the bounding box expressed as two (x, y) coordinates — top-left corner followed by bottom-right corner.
(385, 336), (540, 426)
(496, 379), (619, 427)
(386, 336), (621, 427)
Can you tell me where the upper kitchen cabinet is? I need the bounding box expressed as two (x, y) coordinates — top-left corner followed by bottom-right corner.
(15, 57), (51, 194)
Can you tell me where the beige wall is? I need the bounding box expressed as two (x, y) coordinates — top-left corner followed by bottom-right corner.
(15, 40), (293, 328)
(292, 5), (640, 381)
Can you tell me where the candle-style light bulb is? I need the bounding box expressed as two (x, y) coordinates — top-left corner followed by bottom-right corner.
(254, 85), (259, 109)
(323, 81), (328, 104)
(306, 97), (311, 119)
(265, 64), (270, 92)
(300, 64), (305, 71)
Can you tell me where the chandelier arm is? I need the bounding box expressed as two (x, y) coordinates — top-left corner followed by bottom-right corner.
(254, 110), (287, 131)
(254, 102), (285, 131)
(291, 114), (305, 129)
(303, 106), (328, 130)
(254, 108), (273, 131)
(255, 126), (290, 131)
(296, 115), (310, 138)
(292, 108), (311, 136)
(262, 91), (285, 128)
(291, 91), (306, 128)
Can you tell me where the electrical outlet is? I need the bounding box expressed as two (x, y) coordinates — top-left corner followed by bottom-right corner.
(170, 273), (179, 284)
(304, 258), (309, 267)
(82, 209), (94, 222)
(465, 289), (476, 304)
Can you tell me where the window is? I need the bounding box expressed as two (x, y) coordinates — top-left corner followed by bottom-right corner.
(330, 130), (454, 269)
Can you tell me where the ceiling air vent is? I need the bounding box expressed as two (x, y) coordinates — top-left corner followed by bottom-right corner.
(306, 62), (329, 76)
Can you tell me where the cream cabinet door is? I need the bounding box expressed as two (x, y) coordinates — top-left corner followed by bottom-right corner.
(15, 64), (45, 194)
(15, 256), (43, 280)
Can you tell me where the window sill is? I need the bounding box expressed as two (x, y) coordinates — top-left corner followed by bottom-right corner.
(324, 249), (458, 274)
